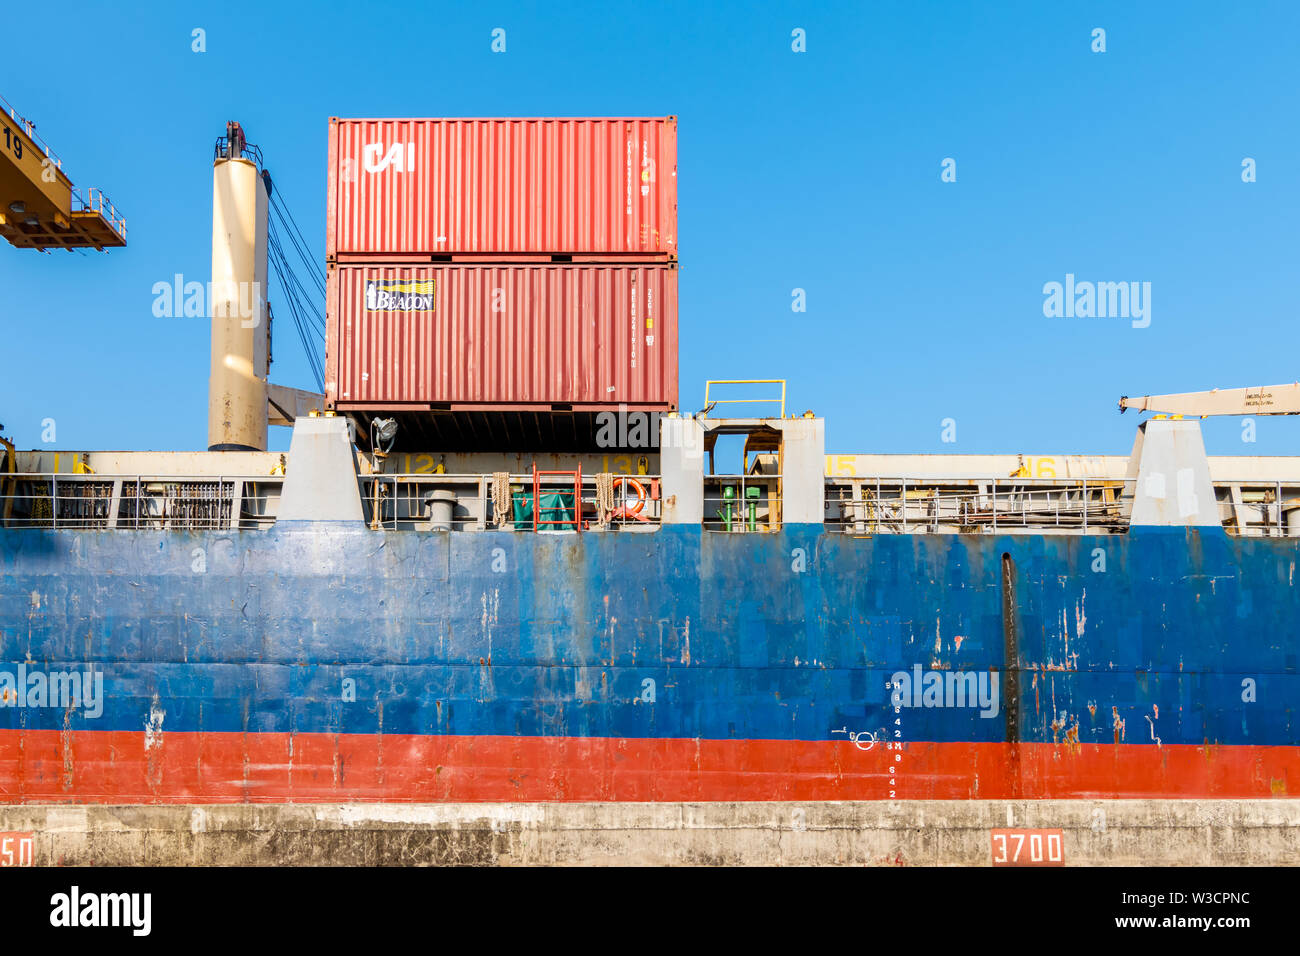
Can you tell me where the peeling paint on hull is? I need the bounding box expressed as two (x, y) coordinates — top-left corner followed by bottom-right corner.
(0, 732), (1296, 802)
(0, 525), (1296, 803)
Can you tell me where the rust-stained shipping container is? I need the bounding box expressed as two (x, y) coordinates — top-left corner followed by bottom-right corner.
(327, 262), (677, 427)
(328, 118), (677, 259)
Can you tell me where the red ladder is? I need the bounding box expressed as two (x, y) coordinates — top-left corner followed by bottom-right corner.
(531, 464), (583, 532)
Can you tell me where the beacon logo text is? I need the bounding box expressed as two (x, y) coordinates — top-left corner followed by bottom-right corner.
(365, 279), (436, 312)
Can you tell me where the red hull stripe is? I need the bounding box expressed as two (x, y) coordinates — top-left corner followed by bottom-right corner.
(0, 730), (1294, 803)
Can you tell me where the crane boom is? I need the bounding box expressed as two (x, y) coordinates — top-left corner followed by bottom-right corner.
(1119, 383), (1300, 416)
(0, 92), (125, 250)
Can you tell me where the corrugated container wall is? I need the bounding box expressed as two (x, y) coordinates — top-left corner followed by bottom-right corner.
(326, 263), (678, 410)
(328, 118), (677, 259)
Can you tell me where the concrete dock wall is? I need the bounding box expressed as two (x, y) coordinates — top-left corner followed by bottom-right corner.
(1, 800), (1295, 866)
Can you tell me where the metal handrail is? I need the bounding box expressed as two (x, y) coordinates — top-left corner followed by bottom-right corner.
(78, 187), (127, 239)
(2, 472), (283, 482)
(213, 134), (264, 167)
(825, 475), (1300, 537)
(823, 475), (1127, 487)
(704, 379), (786, 418)
(824, 476), (1128, 535)
(0, 473), (283, 530)
(0, 92), (63, 170)
(361, 472), (664, 531)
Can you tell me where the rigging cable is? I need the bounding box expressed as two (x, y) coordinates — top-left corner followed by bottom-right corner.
(269, 194), (326, 298)
(267, 215), (325, 391)
(259, 171), (327, 394)
(269, 223), (326, 333)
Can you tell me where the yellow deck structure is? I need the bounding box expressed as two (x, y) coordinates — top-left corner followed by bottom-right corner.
(0, 94), (125, 250)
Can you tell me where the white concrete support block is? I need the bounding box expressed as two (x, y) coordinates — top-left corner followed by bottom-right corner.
(277, 416), (364, 524)
(1125, 419), (1221, 527)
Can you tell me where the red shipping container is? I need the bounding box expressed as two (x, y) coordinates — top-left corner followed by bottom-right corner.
(326, 263), (678, 411)
(328, 117), (677, 259)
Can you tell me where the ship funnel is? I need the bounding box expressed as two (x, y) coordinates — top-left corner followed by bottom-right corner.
(208, 121), (270, 451)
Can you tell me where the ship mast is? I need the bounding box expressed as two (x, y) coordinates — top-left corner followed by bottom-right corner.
(208, 121), (322, 451)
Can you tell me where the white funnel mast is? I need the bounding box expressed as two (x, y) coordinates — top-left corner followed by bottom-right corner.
(208, 121), (270, 451)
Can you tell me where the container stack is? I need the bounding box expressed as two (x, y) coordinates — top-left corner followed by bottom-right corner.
(325, 117), (678, 450)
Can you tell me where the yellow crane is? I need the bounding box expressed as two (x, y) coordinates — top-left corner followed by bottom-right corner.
(0, 93), (125, 250)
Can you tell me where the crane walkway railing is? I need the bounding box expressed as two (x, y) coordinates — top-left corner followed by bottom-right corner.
(0, 92), (64, 171)
(826, 476), (1300, 536)
(77, 187), (127, 240)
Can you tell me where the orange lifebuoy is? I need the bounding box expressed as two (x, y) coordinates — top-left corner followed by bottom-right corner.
(611, 476), (648, 520)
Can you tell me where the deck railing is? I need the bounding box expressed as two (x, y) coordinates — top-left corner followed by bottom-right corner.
(0, 473), (281, 530)
(360, 473), (663, 532)
(825, 477), (1128, 534)
(825, 476), (1300, 536)
(8, 470), (1294, 536)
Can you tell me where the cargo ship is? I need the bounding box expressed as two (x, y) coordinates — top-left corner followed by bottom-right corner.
(1, 110), (1297, 866)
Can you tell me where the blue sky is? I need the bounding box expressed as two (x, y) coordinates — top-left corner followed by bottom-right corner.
(2, 0), (1298, 456)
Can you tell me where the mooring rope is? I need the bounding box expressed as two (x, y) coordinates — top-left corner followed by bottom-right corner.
(594, 473), (615, 526)
(491, 472), (512, 526)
